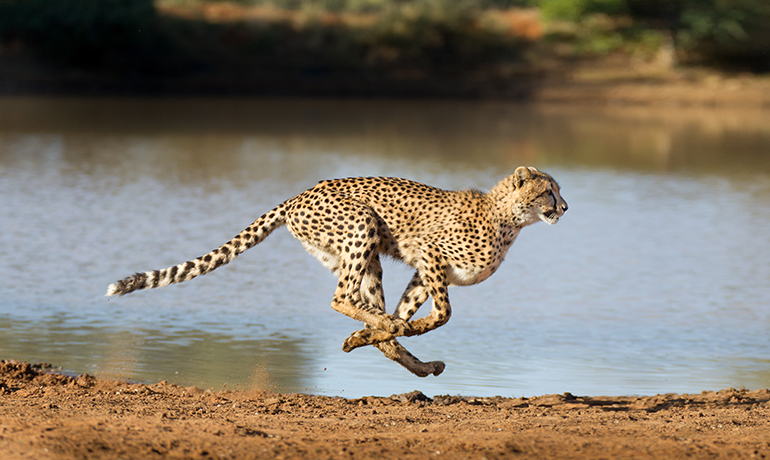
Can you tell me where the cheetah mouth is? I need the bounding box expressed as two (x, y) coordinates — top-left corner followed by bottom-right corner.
(543, 209), (559, 221)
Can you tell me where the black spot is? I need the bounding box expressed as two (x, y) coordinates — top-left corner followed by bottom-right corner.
(134, 272), (148, 289)
(178, 267), (191, 281)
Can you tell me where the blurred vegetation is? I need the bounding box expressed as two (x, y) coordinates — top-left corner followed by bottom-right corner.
(535, 0), (770, 70)
(0, 0), (167, 72)
(160, 0), (534, 12)
(0, 0), (767, 95)
(0, 0), (542, 94)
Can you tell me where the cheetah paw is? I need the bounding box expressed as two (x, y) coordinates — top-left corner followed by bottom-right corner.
(341, 328), (397, 352)
(429, 361), (445, 376)
(409, 361), (446, 377)
(400, 359), (445, 377)
(342, 333), (369, 353)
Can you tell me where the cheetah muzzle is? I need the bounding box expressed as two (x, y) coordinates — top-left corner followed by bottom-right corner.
(106, 166), (567, 378)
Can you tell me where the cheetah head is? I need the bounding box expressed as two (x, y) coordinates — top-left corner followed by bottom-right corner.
(511, 166), (568, 226)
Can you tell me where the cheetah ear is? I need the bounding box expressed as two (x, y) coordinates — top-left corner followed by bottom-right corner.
(513, 166), (533, 189)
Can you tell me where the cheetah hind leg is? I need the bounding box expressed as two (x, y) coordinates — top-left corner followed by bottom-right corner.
(343, 269), (423, 353)
(374, 339), (445, 377)
(353, 262), (444, 377)
(341, 268), (421, 353)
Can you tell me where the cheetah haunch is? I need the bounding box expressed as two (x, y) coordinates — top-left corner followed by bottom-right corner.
(107, 166), (567, 377)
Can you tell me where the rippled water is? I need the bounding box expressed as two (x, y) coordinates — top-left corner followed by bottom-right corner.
(1, 97), (769, 397)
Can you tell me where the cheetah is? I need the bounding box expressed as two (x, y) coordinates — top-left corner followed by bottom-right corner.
(106, 166), (567, 377)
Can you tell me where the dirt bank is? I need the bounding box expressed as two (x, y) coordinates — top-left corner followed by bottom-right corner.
(1, 361), (769, 459)
(530, 51), (770, 108)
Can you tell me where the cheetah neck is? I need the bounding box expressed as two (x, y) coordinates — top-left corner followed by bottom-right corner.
(486, 180), (539, 228)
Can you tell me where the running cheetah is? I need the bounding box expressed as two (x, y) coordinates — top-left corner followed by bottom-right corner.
(106, 166), (567, 377)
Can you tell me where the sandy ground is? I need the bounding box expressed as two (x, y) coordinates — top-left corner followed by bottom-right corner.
(2, 361), (769, 459)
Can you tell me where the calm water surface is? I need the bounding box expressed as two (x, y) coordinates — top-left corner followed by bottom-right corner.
(1, 97), (769, 397)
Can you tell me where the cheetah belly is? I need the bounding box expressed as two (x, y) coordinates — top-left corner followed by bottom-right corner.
(446, 263), (499, 286)
(301, 242), (341, 274)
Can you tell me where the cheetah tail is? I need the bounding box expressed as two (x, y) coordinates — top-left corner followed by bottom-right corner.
(105, 200), (291, 297)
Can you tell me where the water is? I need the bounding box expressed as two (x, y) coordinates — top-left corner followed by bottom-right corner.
(1, 97), (769, 397)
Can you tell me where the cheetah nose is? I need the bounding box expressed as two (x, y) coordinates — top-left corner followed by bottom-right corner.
(560, 203), (568, 213)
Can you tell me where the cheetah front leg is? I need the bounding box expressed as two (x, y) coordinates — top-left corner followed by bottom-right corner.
(355, 262), (444, 377)
(392, 270), (431, 321)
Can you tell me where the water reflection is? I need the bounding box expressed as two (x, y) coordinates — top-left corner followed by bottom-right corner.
(0, 315), (313, 392)
(0, 97), (768, 396)
(2, 97), (769, 180)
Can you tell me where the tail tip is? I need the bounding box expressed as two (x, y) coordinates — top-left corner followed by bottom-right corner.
(105, 272), (147, 297)
(105, 283), (121, 297)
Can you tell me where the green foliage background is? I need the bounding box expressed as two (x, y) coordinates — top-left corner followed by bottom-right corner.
(536, 0), (770, 69)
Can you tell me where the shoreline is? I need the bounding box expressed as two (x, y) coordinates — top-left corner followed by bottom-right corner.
(2, 360), (769, 459)
(2, 74), (768, 109)
(2, 48), (770, 108)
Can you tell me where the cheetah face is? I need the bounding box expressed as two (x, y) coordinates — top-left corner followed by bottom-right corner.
(536, 181), (568, 225)
(512, 166), (568, 226)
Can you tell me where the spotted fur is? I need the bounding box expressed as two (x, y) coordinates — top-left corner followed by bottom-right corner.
(106, 166), (567, 377)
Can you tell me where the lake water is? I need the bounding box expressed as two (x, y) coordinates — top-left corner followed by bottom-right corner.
(1, 97), (769, 398)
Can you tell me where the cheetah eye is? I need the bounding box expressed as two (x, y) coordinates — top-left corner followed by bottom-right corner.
(540, 189), (555, 204)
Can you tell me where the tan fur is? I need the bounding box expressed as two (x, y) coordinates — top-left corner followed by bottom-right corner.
(107, 166), (567, 377)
